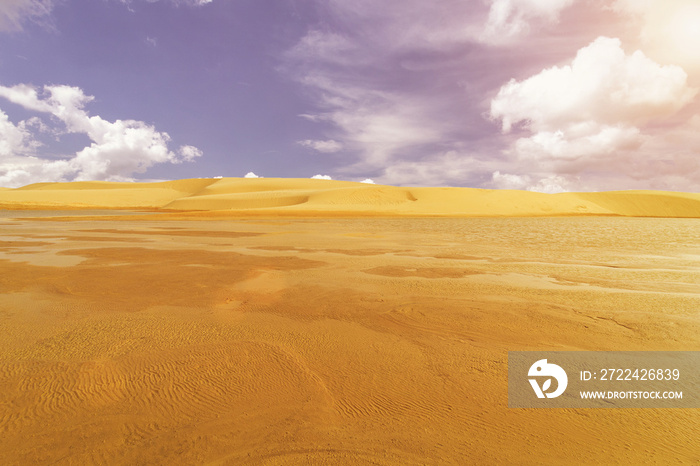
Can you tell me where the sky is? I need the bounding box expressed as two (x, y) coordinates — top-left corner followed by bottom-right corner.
(1, 0), (699, 192)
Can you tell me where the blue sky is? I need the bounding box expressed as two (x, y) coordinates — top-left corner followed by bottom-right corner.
(1, 0), (699, 191)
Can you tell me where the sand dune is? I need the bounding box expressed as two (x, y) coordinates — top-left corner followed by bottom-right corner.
(1, 179), (218, 210)
(0, 177), (699, 217)
(575, 190), (700, 217)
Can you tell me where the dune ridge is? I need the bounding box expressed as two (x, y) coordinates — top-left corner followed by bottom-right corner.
(0, 178), (699, 217)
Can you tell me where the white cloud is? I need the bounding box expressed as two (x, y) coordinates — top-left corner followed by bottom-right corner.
(375, 150), (486, 187)
(491, 171), (571, 193)
(0, 83), (201, 187)
(120, 0), (213, 8)
(528, 175), (571, 194)
(490, 37), (696, 162)
(311, 174), (332, 180)
(491, 37), (696, 134)
(328, 106), (438, 158)
(244, 171), (259, 178)
(285, 2), (490, 179)
(0, 109), (39, 157)
(68, 120), (181, 181)
(298, 139), (343, 154)
(489, 36), (700, 191)
(286, 1), (588, 188)
(0, 0), (54, 32)
(491, 171), (529, 190)
(360, 178), (375, 184)
(0, 83), (54, 113)
(287, 3), (700, 192)
(318, 0), (483, 51)
(512, 125), (643, 161)
(295, 73), (443, 170)
(315, 0), (579, 51)
(289, 1), (591, 187)
(178, 145), (203, 162)
(479, 0), (576, 45)
(609, 0), (646, 15)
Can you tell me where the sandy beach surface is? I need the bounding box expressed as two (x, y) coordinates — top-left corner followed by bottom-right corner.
(0, 180), (699, 464)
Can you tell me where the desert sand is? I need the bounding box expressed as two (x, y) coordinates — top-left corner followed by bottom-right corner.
(0, 179), (699, 464)
(1, 177), (700, 217)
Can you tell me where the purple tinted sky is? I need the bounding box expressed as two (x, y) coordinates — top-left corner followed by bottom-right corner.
(1, 0), (699, 191)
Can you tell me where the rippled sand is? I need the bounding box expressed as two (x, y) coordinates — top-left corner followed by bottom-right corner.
(0, 214), (698, 464)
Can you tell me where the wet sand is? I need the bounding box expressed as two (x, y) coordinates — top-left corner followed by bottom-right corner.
(0, 214), (699, 464)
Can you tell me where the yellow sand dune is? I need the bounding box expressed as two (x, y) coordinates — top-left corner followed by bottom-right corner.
(1, 179), (218, 209)
(575, 191), (700, 217)
(0, 177), (699, 217)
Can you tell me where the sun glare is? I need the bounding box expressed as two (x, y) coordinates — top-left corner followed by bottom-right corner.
(647, 1), (700, 70)
(668, 5), (700, 50)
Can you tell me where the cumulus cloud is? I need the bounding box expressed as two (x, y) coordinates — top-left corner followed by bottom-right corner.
(311, 174), (332, 180)
(360, 178), (375, 184)
(512, 125), (643, 161)
(0, 83), (201, 187)
(287, 2), (700, 191)
(244, 171), (260, 178)
(490, 37), (696, 160)
(480, 0), (576, 45)
(298, 139), (343, 154)
(178, 145), (203, 162)
(491, 37), (696, 134)
(0, 109), (39, 157)
(489, 36), (700, 191)
(286, 1), (587, 188)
